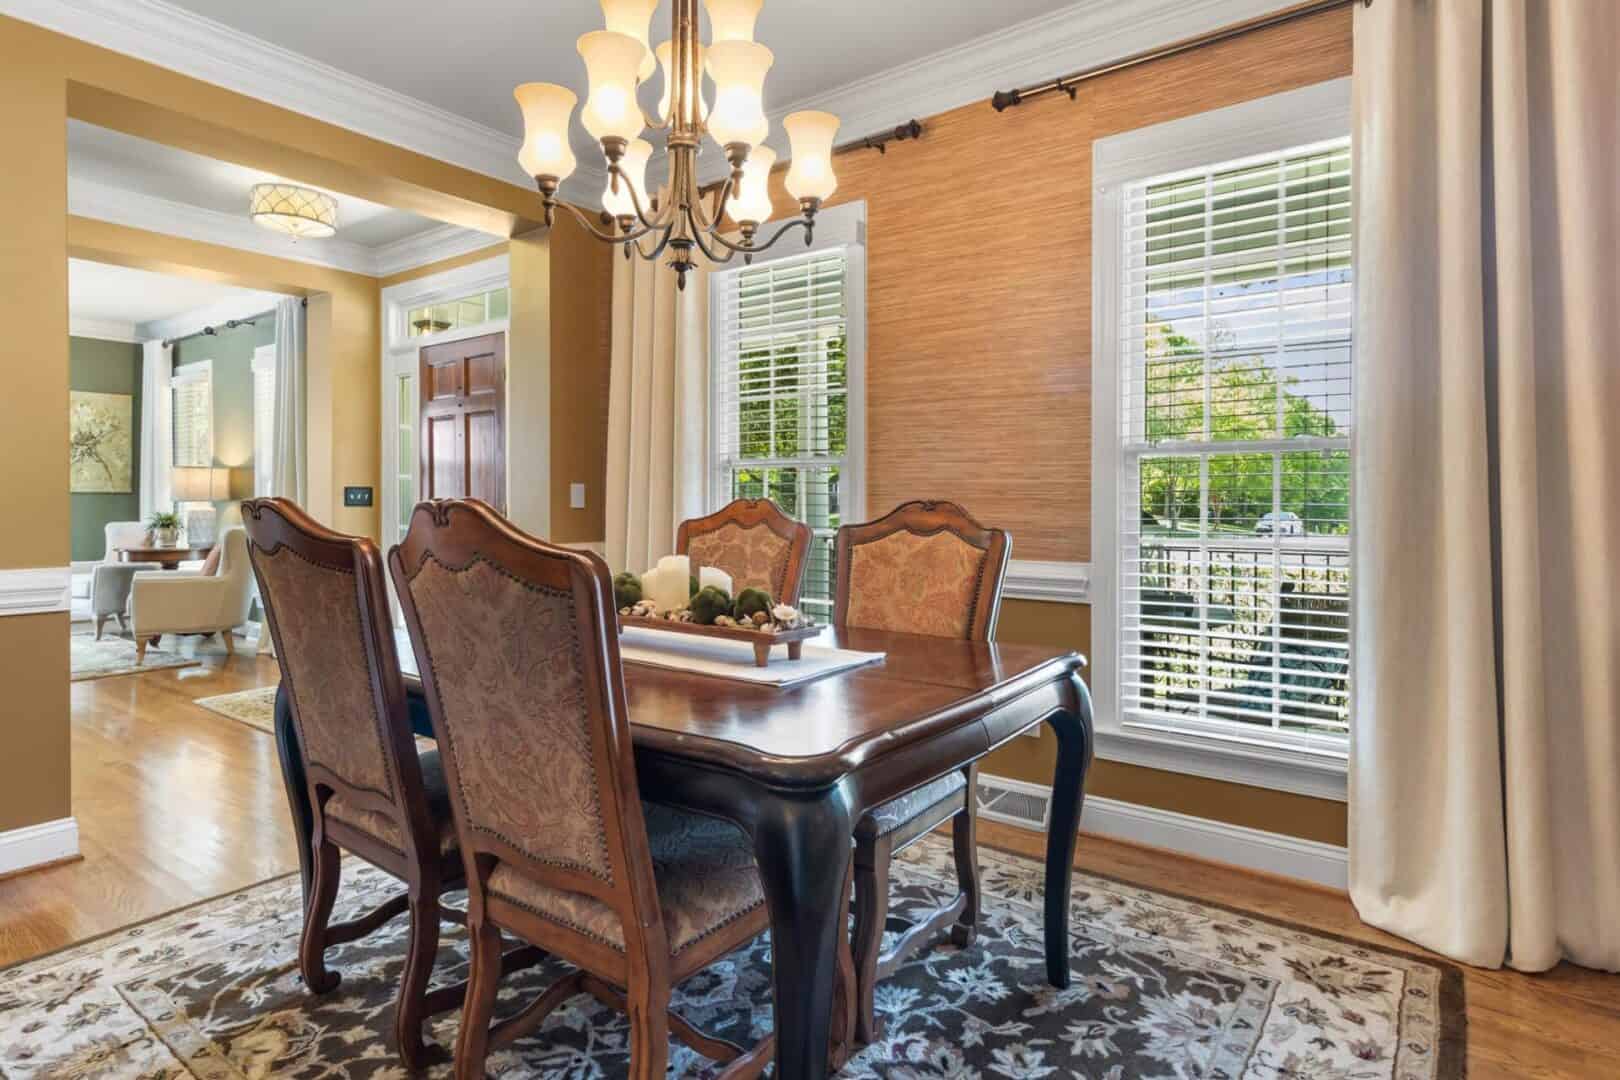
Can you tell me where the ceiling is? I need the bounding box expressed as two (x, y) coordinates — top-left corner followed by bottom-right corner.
(69, 258), (281, 331)
(162, 0), (1078, 175)
(68, 121), (447, 249)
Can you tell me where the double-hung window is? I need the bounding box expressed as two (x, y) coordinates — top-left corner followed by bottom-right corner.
(171, 361), (213, 469)
(709, 202), (866, 618)
(1093, 82), (1353, 796)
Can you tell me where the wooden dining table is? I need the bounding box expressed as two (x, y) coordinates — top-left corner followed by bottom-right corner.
(273, 625), (1092, 1080)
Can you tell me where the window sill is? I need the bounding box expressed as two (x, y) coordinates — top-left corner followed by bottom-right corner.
(1094, 723), (1347, 802)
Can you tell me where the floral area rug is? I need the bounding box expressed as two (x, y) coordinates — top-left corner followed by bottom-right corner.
(0, 837), (1463, 1078)
(192, 686), (279, 735)
(69, 633), (199, 682)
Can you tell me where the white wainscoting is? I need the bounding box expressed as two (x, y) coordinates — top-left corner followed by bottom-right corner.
(1003, 560), (1090, 604)
(0, 817), (81, 877)
(0, 567), (72, 617)
(976, 772), (1348, 890)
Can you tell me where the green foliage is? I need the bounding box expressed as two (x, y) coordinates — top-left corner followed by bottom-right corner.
(147, 511), (181, 530)
(690, 575), (700, 597)
(733, 587), (773, 620)
(689, 585), (732, 626)
(612, 572), (642, 611)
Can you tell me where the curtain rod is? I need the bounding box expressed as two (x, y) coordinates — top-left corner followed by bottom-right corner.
(991, 0), (1368, 112)
(162, 296), (307, 348)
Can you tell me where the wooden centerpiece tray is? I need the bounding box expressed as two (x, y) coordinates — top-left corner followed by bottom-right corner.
(618, 614), (821, 667)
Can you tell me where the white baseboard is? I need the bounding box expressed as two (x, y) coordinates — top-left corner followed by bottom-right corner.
(0, 817), (81, 877)
(976, 772), (1348, 890)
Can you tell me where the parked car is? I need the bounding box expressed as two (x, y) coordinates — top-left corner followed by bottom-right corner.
(1255, 511), (1304, 537)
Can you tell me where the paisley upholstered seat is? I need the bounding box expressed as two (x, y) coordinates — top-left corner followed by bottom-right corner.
(325, 749), (458, 858)
(854, 772), (969, 841)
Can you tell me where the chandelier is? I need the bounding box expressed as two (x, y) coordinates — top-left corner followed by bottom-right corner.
(513, 0), (839, 289)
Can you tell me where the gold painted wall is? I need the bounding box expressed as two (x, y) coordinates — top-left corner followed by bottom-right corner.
(548, 215), (614, 544)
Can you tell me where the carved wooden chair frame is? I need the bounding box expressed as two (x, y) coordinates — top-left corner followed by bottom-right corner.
(677, 497), (814, 607)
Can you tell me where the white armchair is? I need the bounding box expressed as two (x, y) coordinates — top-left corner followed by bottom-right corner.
(89, 521), (158, 639)
(130, 526), (254, 662)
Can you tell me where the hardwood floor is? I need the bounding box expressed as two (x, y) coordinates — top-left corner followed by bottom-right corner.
(2, 641), (1616, 1078)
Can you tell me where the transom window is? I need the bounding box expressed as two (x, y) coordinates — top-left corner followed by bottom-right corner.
(406, 286), (509, 337)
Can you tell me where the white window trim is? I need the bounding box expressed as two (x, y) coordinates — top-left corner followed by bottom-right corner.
(1091, 79), (1352, 802)
(171, 358), (214, 471)
(251, 344), (276, 498)
(378, 254), (511, 555)
(706, 198), (869, 535)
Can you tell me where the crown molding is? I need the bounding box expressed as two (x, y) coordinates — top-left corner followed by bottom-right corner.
(0, 0), (605, 207)
(68, 176), (502, 278)
(69, 315), (140, 342)
(688, 0), (1296, 185)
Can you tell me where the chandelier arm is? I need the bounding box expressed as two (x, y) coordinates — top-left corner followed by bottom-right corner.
(556, 199), (663, 246)
(614, 163), (679, 233)
(687, 222), (740, 266)
(705, 216), (813, 256)
(692, 174), (740, 235)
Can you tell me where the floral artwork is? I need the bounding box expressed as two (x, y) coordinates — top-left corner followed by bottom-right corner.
(69, 391), (133, 494)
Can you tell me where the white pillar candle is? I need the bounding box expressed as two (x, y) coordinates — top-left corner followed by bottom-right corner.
(651, 554), (692, 612)
(698, 565), (733, 595)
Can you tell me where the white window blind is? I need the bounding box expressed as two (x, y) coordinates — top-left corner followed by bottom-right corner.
(252, 350), (275, 496)
(171, 362), (213, 470)
(711, 248), (849, 614)
(1116, 137), (1352, 747)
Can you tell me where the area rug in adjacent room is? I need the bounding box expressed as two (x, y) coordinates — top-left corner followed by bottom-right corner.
(192, 685), (279, 734)
(69, 633), (200, 681)
(0, 837), (1463, 1078)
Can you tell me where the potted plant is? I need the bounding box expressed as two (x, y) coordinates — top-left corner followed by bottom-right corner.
(148, 511), (181, 547)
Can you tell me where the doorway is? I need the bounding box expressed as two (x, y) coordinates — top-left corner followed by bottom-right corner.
(418, 332), (506, 512)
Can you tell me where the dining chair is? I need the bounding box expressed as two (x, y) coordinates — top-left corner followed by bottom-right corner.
(677, 497), (814, 606)
(389, 498), (790, 1080)
(242, 497), (472, 1070)
(833, 499), (1011, 1042)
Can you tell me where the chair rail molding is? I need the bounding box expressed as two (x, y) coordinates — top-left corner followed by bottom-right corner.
(0, 817), (81, 878)
(1004, 560), (1089, 604)
(0, 567), (72, 617)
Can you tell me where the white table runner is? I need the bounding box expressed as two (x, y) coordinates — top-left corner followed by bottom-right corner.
(618, 627), (885, 687)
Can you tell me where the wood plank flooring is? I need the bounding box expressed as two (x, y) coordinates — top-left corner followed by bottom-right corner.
(2, 639), (1616, 1077)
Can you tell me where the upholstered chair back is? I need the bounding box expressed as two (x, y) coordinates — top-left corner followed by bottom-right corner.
(833, 500), (1011, 641)
(102, 520), (148, 562)
(389, 499), (662, 944)
(677, 498), (814, 606)
(241, 498), (434, 861)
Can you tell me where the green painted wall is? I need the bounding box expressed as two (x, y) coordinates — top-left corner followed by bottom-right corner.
(69, 336), (142, 562)
(174, 318), (274, 531)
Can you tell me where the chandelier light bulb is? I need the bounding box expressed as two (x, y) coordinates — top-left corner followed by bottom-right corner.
(784, 110), (840, 202)
(599, 0), (658, 82)
(705, 40), (772, 150)
(656, 39), (709, 124)
(514, 83), (579, 182)
(603, 137), (653, 220)
(703, 0), (764, 43)
(578, 30), (649, 145)
(729, 144), (776, 225)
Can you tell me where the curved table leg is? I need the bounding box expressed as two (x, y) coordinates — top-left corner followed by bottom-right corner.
(1042, 669), (1095, 988)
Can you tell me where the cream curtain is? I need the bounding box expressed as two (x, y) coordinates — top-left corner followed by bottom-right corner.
(138, 340), (173, 523)
(270, 297), (306, 505)
(1350, 0), (1619, 971)
(604, 237), (711, 576)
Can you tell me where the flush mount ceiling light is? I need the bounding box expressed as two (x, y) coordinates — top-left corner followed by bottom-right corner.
(248, 183), (338, 240)
(515, 0), (839, 289)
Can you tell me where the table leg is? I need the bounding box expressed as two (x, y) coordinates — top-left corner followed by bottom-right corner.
(274, 681), (316, 913)
(1042, 669), (1095, 988)
(750, 783), (854, 1080)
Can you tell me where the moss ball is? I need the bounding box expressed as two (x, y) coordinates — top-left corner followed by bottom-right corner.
(689, 585), (733, 625)
(612, 572), (642, 611)
(733, 587), (773, 621)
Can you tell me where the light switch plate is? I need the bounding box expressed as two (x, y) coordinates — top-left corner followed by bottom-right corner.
(569, 483), (586, 509)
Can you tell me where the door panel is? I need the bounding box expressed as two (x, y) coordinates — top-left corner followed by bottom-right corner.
(419, 333), (506, 512)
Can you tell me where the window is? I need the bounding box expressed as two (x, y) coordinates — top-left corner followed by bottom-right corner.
(1093, 82), (1352, 795)
(710, 208), (865, 617)
(406, 286), (509, 337)
(252, 347), (275, 496)
(171, 361), (213, 469)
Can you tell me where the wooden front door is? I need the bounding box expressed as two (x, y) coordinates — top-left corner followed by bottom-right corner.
(419, 333), (505, 512)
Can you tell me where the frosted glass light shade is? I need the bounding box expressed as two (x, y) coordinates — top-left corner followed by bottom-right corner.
(578, 30), (648, 143)
(603, 137), (653, 219)
(705, 40), (772, 148)
(729, 144), (775, 225)
(248, 183), (337, 239)
(514, 83), (578, 181)
(656, 39), (709, 123)
(784, 110), (839, 202)
(599, 0), (657, 82)
(703, 0), (764, 43)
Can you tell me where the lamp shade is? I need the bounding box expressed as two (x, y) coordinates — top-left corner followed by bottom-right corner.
(171, 466), (211, 502)
(248, 184), (337, 239)
(729, 145), (776, 225)
(578, 30), (649, 143)
(599, 0), (657, 82)
(705, 40), (772, 149)
(603, 137), (653, 219)
(784, 110), (839, 202)
(703, 0), (764, 43)
(514, 83), (579, 181)
(656, 39), (709, 124)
